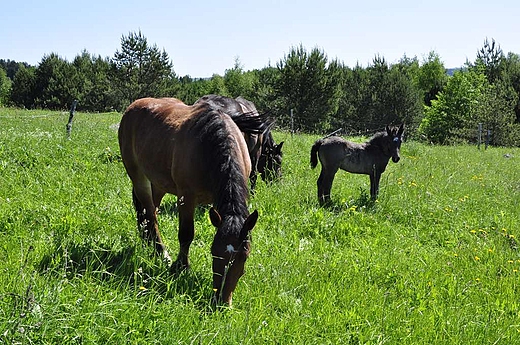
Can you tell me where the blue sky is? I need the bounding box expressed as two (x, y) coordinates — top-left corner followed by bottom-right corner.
(2, 0), (519, 78)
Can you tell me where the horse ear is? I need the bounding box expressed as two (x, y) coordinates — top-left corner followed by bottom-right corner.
(239, 210), (258, 243)
(209, 207), (222, 227)
(386, 125), (391, 136)
(398, 124), (405, 136)
(243, 210), (258, 233)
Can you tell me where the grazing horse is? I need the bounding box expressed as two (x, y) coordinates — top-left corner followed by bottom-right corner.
(118, 97), (266, 305)
(195, 95), (283, 190)
(310, 124), (404, 205)
(257, 131), (284, 183)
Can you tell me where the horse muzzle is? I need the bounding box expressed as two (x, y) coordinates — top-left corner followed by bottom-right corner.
(392, 155), (401, 163)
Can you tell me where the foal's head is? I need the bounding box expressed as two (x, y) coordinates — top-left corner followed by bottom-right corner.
(209, 208), (258, 306)
(384, 124), (405, 163)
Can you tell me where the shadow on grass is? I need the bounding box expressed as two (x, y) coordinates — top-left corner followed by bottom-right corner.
(37, 234), (215, 312)
(320, 188), (377, 213)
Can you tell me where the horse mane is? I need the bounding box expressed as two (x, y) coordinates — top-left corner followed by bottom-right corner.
(196, 94), (274, 135)
(364, 130), (390, 153)
(191, 105), (252, 236)
(366, 126), (401, 152)
(368, 131), (387, 143)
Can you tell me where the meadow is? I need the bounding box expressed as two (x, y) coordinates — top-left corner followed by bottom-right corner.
(0, 108), (519, 344)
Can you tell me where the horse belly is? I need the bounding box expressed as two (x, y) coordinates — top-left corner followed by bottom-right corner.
(339, 152), (369, 174)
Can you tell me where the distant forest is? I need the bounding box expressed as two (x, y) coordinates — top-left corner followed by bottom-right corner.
(1, 32), (519, 146)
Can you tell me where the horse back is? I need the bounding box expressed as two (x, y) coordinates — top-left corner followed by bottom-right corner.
(119, 98), (204, 197)
(316, 136), (369, 174)
(119, 97), (250, 202)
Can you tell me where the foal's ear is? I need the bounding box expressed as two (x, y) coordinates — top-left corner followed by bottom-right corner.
(386, 125), (392, 136)
(398, 124), (405, 136)
(209, 207), (222, 227)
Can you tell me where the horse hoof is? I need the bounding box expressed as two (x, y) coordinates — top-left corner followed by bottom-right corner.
(169, 260), (189, 275)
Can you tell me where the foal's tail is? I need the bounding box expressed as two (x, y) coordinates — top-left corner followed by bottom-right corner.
(310, 139), (322, 169)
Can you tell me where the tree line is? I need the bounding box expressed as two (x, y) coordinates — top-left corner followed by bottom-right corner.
(1, 32), (519, 146)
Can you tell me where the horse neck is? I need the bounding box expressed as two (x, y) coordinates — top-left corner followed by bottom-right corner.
(364, 136), (392, 165)
(214, 176), (249, 217)
(213, 175), (249, 237)
(193, 107), (251, 226)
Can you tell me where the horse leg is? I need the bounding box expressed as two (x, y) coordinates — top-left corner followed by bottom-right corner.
(317, 167), (338, 206)
(249, 149), (261, 193)
(369, 171), (381, 200)
(172, 195), (195, 273)
(151, 186), (172, 264)
(249, 169), (258, 192)
(132, 183), (171, 263)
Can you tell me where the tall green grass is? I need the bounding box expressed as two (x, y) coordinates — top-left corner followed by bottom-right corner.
(0, 108), (519, 344)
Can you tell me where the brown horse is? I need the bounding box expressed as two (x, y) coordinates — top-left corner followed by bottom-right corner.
(118, 97), (265, 305)
(310, 124), (404, 205)
(194, 95), (282, 190)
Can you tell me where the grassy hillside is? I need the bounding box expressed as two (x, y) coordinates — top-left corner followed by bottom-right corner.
(0, 108), (519, 344)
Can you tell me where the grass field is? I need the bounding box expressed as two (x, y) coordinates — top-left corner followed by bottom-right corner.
(0, 108), (519, 344)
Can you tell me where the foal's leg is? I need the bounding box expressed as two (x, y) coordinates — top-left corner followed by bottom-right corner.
(132, 184), (171, 263)
(317, 166), (338, 206)
(369, 171), (381, 200)
(172, 195), (196, 272)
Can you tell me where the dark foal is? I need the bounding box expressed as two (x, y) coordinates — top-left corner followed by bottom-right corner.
(310, 124), (404, 205)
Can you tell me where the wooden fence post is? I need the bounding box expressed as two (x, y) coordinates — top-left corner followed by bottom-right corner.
(66, 100), (78, 139)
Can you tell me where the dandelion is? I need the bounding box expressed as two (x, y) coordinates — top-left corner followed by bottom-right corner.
(514, 269), (519, 273)
(475, 278), (481, 282)
(471, 174), (483, 181)
(474, 256), (480, 261)
(470, 230), (477, 234)
(139, 286), (147, 291)
(508, 260), (515, 264)
(453, 253), (458, 257)
(488, 248), (494, 253)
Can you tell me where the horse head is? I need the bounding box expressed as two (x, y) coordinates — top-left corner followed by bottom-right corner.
(209, 207), (258, 306)
(258, 140), (284, 182)
(385, 124), (404, 163)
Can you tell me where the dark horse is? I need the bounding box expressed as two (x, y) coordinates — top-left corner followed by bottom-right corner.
(258, 131), (284, 183)
(118, 97), (267, 305)
(310, 124), (404, 205)
(195, 95), (283, 190)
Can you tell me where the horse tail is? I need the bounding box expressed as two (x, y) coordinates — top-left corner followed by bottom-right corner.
(310, 139), (322, 169)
